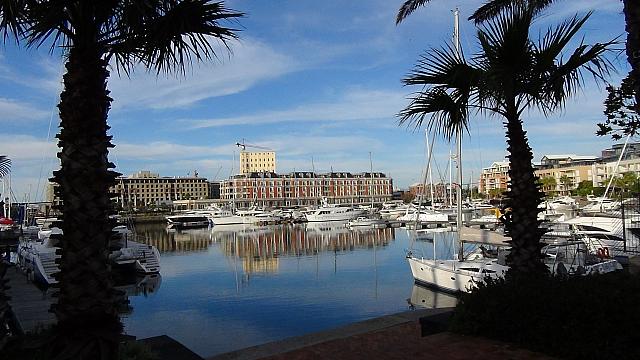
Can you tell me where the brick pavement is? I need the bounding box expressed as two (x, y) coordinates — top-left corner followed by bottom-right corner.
(261, 322), (555, 360)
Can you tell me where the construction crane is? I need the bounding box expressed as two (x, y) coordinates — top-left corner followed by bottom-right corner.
(235, 139), (273, 151)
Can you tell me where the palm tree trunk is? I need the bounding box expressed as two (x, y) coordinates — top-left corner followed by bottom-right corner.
(51, 42), (122, 358)
(502, 115), (548, 278)
(624, 0), (640, 110)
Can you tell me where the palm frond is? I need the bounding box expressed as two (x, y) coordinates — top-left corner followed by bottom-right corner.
(404, 43), (476, 90)
(396, 0), (432, 25)
(470, 0), (555, 24)
(109, 0), (243, 75)
(24, 0), (73, 51)
(0, 0), (29, 41)
(0, 156), (11, 178)
(399, 87), (469, 140)
(534, 40), (614, 114)
(534, 12), (591, 71)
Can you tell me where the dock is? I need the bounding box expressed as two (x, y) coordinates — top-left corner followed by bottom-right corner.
(5, 265), (56, 334)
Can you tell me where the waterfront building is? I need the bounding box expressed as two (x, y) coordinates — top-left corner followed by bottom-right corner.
(220, 171), (393, 208)
(535, 155), (598, 195)
(112, 171), (209, 208)
(409, 183), (452, 203)
(239, 150), (276, 175)
(478, 161), (510, 196)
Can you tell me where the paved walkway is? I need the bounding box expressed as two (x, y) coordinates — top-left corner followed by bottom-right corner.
(5, 265), (56, 334)
(211, 308), (554, 360)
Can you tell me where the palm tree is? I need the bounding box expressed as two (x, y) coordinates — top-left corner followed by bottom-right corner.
(559, 175), (572, 195)
(0, 155), (12, 350)
(398, 0), (639, 107)
(398, 4), (613, 278)
(0, 1), (242, 358)
(539, 176), (556, 197)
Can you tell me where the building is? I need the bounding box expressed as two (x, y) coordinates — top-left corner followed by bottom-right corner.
(220, 171), (393, 208)
(478, 161), (510, 195)
(600, 142), (640, 161)
(112, 170), (209, 208)
(535, 155), (598, 195)
(239, 150), (276, 174)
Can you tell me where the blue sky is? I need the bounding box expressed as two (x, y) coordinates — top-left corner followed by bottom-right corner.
(0, 0), (629, 201)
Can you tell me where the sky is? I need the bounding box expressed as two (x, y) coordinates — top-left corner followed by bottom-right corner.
(0, 0), (630, 202)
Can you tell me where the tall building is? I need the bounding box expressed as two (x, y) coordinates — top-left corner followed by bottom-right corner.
(239, 151), (276, 174)
(220, 171), (393, 208)
(478, 161), (510, 195)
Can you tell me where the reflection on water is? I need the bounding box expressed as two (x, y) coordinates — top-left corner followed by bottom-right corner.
(408, 283), (458, 310)
(123, 222), (457, 358)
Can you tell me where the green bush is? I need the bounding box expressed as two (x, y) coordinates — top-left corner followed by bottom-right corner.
(449, 273), (640, 360)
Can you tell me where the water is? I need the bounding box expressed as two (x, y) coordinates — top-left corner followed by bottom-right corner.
(122, 222), (462, 358)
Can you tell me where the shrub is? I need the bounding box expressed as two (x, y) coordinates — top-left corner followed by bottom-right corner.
(449, 273), (640, 360)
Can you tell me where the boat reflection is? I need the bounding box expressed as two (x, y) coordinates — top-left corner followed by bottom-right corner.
(408, 283), (458, 310)
(115, 274), (162, 315)
(135, 223), (214, 252)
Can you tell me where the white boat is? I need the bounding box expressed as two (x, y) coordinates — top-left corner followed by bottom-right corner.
(581, 197), (620, 214)
(305, 199), (365, 222)
(197, 206), (244, 225)
(237, 207), (281, 225)
(347, 216), (386, 228)
(397, 207), (449, 223)
(541, 238), (623, 276)
(544, 196), (577, 211)
(17, 227), (62, 286)
(407, 227), (511, 293)
(166, 213), (210, 228)
(109, 225), (161, 274)
(18, 225), (161, 287)
(546, 217), (640, 256)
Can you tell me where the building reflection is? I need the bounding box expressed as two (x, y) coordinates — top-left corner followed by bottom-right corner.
(133, 222), (395, 275)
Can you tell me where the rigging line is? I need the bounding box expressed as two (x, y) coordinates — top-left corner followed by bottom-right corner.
(35, 55), (65, 202)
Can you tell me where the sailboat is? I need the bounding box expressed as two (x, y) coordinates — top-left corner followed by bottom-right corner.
(406, 9), (510, 293)
(348, 152), (386, 228)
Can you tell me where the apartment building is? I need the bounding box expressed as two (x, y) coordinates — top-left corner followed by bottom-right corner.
(239, 151), (276, 175)
(478, 161), (510, 195)
(112, 170), (209, 208)
(535, 155), (598, 195)
(220, 171), (393, 208)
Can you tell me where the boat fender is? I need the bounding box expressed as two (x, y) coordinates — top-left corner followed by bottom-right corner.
(596, 248), (610, 258)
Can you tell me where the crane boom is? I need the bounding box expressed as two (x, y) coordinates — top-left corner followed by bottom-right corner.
(235, 140), (273, 151)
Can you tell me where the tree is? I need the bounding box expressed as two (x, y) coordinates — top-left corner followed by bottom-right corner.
(559, 175), (572, 195)
(397, 3), (613, 278)
(0, 1), (242, 358)
(573, 180), (594, 197)
(538, 176), (556, 197)
(488, 188), (506, 199)
(597, 72), (639, 139)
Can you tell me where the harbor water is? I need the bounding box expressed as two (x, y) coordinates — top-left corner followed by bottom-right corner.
(122, 222), (463, 358)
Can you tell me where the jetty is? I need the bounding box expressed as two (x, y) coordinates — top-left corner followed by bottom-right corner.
(5, 265), (56, 334)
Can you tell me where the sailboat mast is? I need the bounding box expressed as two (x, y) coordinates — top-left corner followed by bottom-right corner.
(369, 152), (374, 209)
(454, 7), (464, 262)
(426, 130), (435, 206)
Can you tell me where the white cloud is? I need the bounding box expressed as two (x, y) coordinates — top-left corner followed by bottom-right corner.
(184, 88), (406, 128)
(0, 134), (57, 159)
(0, 56), (63, 94)
(108, 39), (298, 111)
(0, 98), (51, 122)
